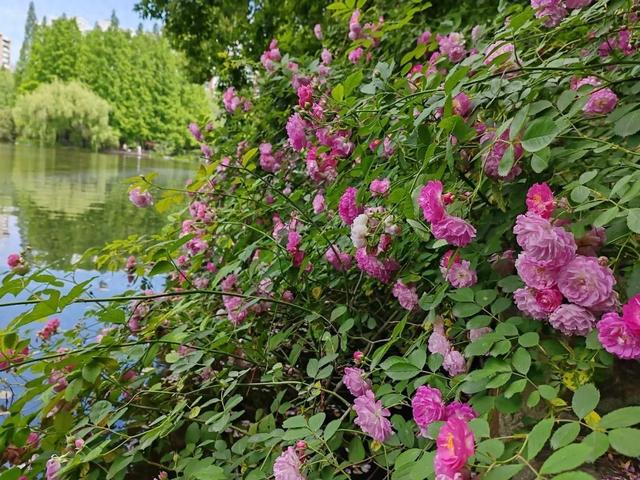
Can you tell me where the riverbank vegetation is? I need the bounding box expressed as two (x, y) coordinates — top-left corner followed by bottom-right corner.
(1, 4), (211, 152)
(2, 0), (640, 479)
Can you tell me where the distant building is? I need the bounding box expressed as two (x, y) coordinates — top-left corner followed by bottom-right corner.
(0, 33), (10, 69)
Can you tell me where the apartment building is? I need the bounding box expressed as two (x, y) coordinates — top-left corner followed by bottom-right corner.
(0, 33), (10, 69)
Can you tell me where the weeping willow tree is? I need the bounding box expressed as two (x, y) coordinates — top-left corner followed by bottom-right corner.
(12, 80), (119, 150)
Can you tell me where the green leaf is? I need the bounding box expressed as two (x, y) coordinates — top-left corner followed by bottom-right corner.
(539, 384), (558, 400)
(552, 473), (596, 480)
(512, 347), (531, 375)
(600, 406), (640, 429)
(324, 419), (341, 441)
(572, 384), (600, 419)
(343, 70), (363, 96)
(498, 145), (515, 177)
(82, 360), (102, 383)
(539, 443), (593, 474)
(483, 465), (524, 480)
(519, 332), (539, 347)
(330, 305), (347, 321)
(522, 117), (560, 152)
(571, 185), (590, 203)
(531, 147), (550, 172)
(608, 428), (640, 457)
(593, 206), (620, 228)
(550, 423), (580, 450)
(614, 110), (640, 137)
(107, 455), (133, 479)
(331, 83), (344, 102)
(527, 418), (554, 459)
(582, 430), (609, 462)
(627, 208), (640, 233)
(308, 412), (325, 431)
(149, 260), (174, 276)
(385, 361), (421, 380)
(510, 104), (530, 139)
(452, 302), (482, 318)
(444, 66), (469, 94)
(348, 436), (365, 462)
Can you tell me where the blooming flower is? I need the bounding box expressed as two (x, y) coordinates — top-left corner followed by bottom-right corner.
(437, 32), (466, 63)
(446, 261), (477, 288)
(297, 84), (313, 108)
(531, 0), (567, 27)
(273, 446), (305, 480)
(432, 216), (477, 247)
(526, 183), (555, 219)
(598, 311), (640, 360)
(483, 130), (524, 181)
(548, 304), (596, 336)
(556, 256), (615, 308)
(286, 113), (307, 151)
(129, 187), (153, 208)
(583, 88), (618, 115)
(222, 87), (242, 113)
(343, 367), (371, 397)
(38, 317), (60, 341)
(445, 402), (476, 422)
(354, 248), (399, 283)
(434, 417), (475, 477)
(188, 122), (203, 142)
(46, 457), (61, 480)
(513, 213), (577, 267)
(348, 47), (364, 64)
(412, 385), (446, 435)
(370, 178), (391, 196)
(325, 246), (352, 271)
(259, 143), (283, 172)
(443, 350), (466, 376)
(622, 294), (640, 335)
(392, 280), (418, 311)
(417, 30), (432, 45)
(338, 187), (362, 225)
(353, 390), (394, 442)
(484, 41), (515, 67)
(514, 287), (550, 320)
(534, 288), (563, 314)
(452, 92), (471, 117)
(515, 253), (559, 289)
(261, 39), (281, 72)
(348, 10), (362, 40)
(566, 0), (592, 7)
(312, 192), (326, 214)
(570, 76), (601, 90)
(313, 23), (323, 40)
(418, 181), (446, 223)
(321, 48), (332, 65)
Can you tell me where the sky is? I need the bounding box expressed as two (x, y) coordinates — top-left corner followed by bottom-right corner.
(0, 0), (157, 66)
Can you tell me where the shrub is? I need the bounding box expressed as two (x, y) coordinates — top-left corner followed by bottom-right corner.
(2, 1), (640, 479)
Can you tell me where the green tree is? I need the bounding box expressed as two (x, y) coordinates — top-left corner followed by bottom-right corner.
(20, 17), (82, 91)
(15, 1), (38, 85)
(12, 80), (119, 149)
(0, 69), (15, 140)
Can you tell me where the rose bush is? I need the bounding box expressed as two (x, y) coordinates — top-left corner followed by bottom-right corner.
(2, 0), (640, 479)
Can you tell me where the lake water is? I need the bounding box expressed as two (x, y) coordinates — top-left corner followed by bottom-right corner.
(0, 143), (193, 331)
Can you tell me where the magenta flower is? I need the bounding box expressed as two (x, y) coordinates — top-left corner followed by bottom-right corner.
(338, 187), (362, 225)
(348, 47), (364, 64)
(417, 30), (432, 45)
(622, 294), (640, 335)
(534, 288), (563, 314)
(348, 10), (362, 40)
(549, 304), (596, 336)
(273, 446), (305, 480)
(437, 32), (466, 63)
(46, 457), (61, 480)
(354, 248), (398, 283)
(598, 312), (640, 360)
(325, 246), (352, 271)
(312, 192), (326, 214)
(443, 350), (466, 376)
(370, 178), (391, 196)
(222, 87), (242, 113)
(7, 253), (22, 269)
(514, 287), (550, 320)
(297, 84), (313, 108)
(446, 261), (477, 289)
(418, 181), (446, 223)
(286, 113), (308, 151)
(583, 88), (618, 115)
(445, 402), (477, 422)
(566, 0), (591, 7)
(513, 213), (576, 267)
(428, 330), (451, 356)
(259, 143), (282, 172)
(313, 23), (323, 40)
(570, 76), (601, 90)
(452, 92), (471, 117)
(392, 280), (419, 311)
(343, 367), (371, 397)
(526, 183), (555, 219)
(434, 417), (475, 477)
(188, 122), (203, 142)
(483, 130), (524, 181)
(412, 385), (446, 435)
(129, 187), (153, 208)
(38, 317), (60, 341)
(531, 0), (567, 27)
(432, 216), (477, 247)
(353, 390), (394, 442)
(515, 253), (559, 289)
(556, 256), (615, 308)
(440, 250), (462, 276)
(321, 48), (332, 65)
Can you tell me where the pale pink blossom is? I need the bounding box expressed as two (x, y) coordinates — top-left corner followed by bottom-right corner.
(353, 390), (394, 442)
(392, 280), (419, 311)
(273, 446), (305, 480)
(548, 303), (596, 336)
(370, 178), (391, 196)
(343, 367), (371, 397)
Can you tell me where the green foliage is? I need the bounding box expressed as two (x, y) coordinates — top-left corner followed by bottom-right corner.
(0, 69), (16, 141)
(12, 80), (119, 149)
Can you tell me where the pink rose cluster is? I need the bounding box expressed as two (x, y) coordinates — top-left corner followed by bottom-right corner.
(436, 32), (467, 63)
(418, 180), (477, 247)
(571, 75), (618, 115)
(513, 183), (617, 336)
(411, 385), (476, 437)
(597, 294), (640, 360)
(440, 250), (477, 289)
(342, 366), (393, 442)
(392, 280), (419, 311)
(222, 86), (251, 113)
(531, 0), (592, 28)
(259, 143), (285, 173)
(260, 39), (281, 72)
(38, 317), (60, 341)
(598, 28), (635, 58)
(428, 319), (467, 377)
(7, 253), (28, 274)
